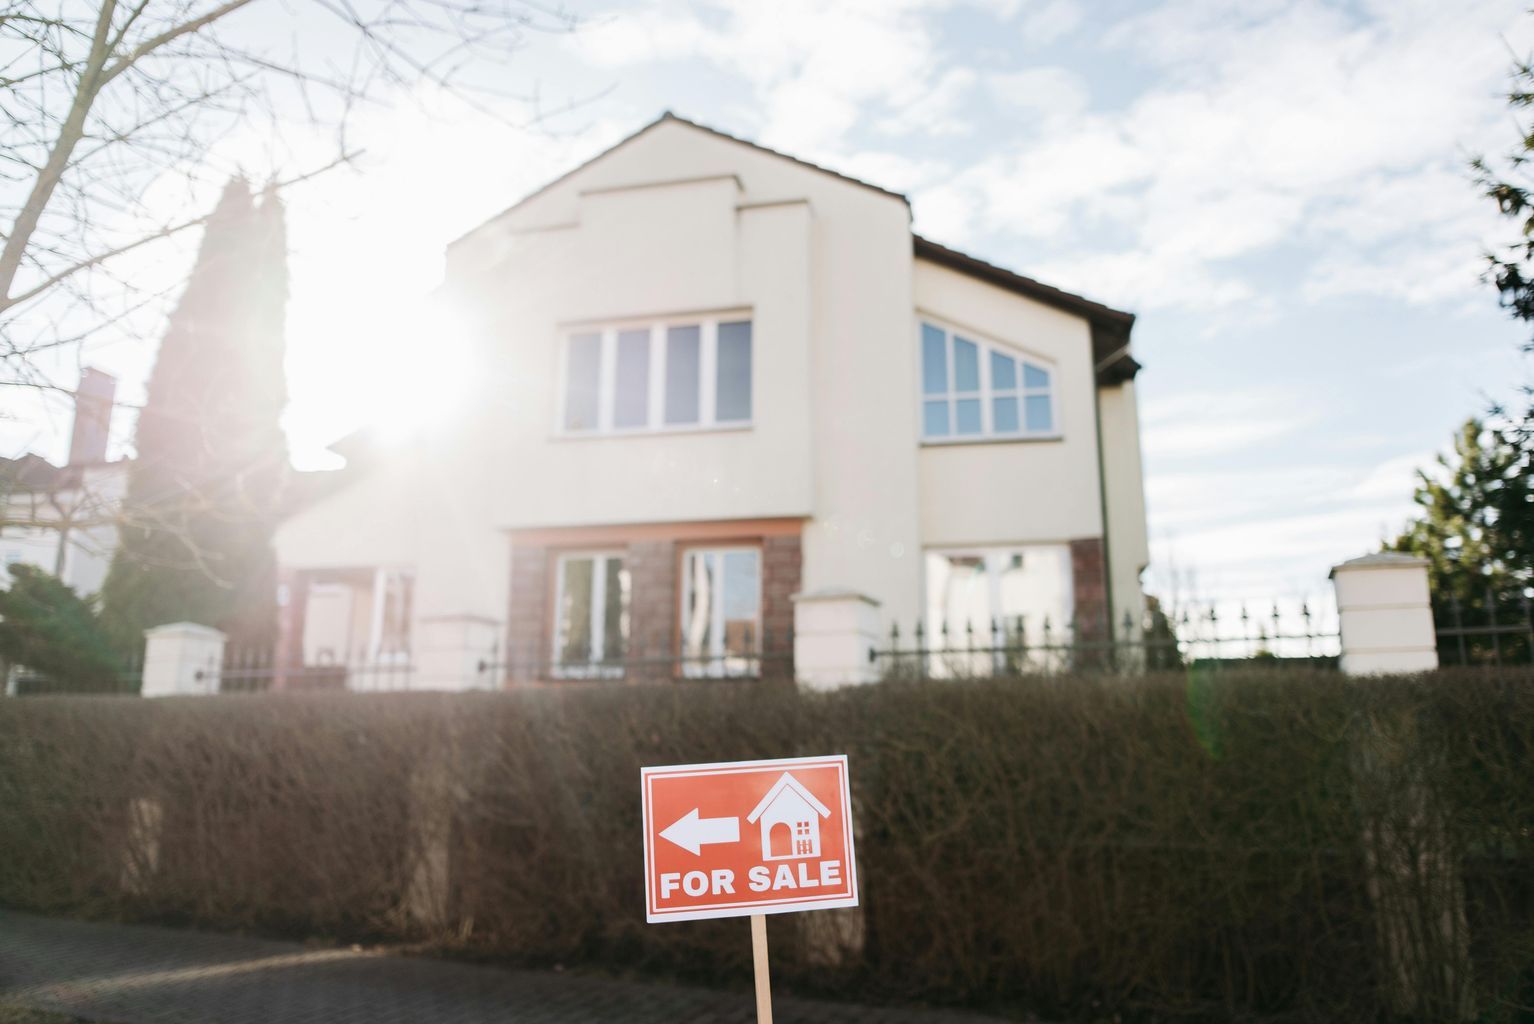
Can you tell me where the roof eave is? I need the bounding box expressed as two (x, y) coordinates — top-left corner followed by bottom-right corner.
(912, 235), (1141, 384)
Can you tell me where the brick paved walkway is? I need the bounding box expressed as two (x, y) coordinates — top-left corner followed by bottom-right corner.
(0, 912), (1009, 1023)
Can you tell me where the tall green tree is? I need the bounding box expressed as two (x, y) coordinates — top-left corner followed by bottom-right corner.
(1390, 419), (1530, 606)
(1395, 39), (1534, 600)
(0, 565), (124, 693)
(1476, 49), (1534, 352)
(100, 179), (289, 655)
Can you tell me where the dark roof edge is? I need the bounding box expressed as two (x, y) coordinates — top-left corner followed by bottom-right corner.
(451, 112), (911, 250)
(913, 235), (1135, 328)
(913, 235), (1140, 384)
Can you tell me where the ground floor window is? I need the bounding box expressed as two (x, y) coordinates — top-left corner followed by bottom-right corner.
(680, 547), (761, 677)
(924, 545), (1073, 673)
(553, 552), (630, 677)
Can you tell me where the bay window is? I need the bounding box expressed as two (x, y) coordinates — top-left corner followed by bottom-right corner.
(921, 321), (1056, 441)
(561, 317), (752, 434)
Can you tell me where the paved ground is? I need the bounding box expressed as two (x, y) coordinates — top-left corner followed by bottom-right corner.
(0, 912), (1009, 1024)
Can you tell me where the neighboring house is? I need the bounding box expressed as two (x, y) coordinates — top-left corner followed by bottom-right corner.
(274, 113), (1150, 690)
(0, 368), (126, 595)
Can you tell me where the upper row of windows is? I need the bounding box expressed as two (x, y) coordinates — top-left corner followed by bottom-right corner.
(921, 323), (1055, 441)
(564, 319), (752, 434)
(560, 318), (1057, 442)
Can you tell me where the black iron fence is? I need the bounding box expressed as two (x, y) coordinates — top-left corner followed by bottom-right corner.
(479, 624), (796, 686)
(1434, 586), (1534, 667)
(872, 601), (1340, 678)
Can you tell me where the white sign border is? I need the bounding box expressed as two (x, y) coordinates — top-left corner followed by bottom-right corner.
(642, 753), (860, 924)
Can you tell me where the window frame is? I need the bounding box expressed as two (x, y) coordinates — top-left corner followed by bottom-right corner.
(556, 312), (754, 438)
(677, 543), (764, 679)
(368, 567), (414, 664)
(916, 318), (1061, 444)
(551, 550), (630, 679)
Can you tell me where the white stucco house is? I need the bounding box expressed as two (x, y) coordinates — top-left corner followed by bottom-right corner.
(1, 368), (126, 596)
(273, 113), (1150, 689)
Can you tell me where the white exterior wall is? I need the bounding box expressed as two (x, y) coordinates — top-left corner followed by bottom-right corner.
(912, 260), (1104, 549)
(1097, 379), (1150, 624)
(449, 119), (923, 626)
(0, 462), (125, 595)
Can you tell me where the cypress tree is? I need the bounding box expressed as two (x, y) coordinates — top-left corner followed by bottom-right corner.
(101, 178), (290, 656)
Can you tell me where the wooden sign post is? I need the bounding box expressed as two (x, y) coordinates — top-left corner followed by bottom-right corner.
(641, 755), (859, 1024)
(751, 913), (772, 1024)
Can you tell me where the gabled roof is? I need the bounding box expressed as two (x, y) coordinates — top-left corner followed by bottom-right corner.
(913, 235), (1140, 384)
(451, 111), (909, 249)
(448, 112), (1141, 383)
(747, 772), (832, 822)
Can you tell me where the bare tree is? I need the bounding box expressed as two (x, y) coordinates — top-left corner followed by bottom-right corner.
(0, 0), (575, 393)
(0, 0), (577, 547)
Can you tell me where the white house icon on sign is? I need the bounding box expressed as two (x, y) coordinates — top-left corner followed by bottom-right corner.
(746, 772), (832, 861)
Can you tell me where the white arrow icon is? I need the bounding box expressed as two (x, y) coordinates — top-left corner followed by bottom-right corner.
(659, 808), (740, 855)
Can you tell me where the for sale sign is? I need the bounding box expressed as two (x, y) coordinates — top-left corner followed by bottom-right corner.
(641, 755), (859, 923)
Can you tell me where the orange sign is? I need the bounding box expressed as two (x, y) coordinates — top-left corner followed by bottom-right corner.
(642, 755), (859, 923)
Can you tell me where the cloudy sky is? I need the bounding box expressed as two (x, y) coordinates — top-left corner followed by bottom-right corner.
(9, 0), (1532, 608)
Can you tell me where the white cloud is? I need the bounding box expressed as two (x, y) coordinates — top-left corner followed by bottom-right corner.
(1017, 0), (1082, 44)
(986, 66), (1089, 123)
(918, 0), (1533, 312)
(1139, 388), (1321, 460)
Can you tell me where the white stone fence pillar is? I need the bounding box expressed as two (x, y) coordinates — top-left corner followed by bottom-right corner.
(1329, 554), (1438, 675)
(141, 622), (227, 696)
(792, 589), (882, 689)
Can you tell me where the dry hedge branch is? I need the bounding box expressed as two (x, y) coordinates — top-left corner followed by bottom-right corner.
(1, 668), (1532, 1022)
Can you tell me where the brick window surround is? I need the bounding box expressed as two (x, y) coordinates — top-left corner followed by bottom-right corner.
(505, 519), (802, 685)
(1069, 536), (1109, 641)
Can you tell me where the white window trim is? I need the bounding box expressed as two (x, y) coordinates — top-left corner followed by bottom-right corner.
(916, 319), (1062, 444)
(552, 551), (627, 679)
(556, 313), (753, 438)
(679, 545), (763, 678)
(369, 567), (413, 665)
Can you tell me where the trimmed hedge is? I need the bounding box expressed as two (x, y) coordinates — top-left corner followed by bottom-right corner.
(2, 669), (1532, 1021)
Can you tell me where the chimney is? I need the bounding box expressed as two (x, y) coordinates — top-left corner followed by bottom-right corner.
(68, 367), (116, 466)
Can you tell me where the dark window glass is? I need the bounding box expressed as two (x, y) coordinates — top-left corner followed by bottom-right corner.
(921, 323), (947, 394)
(1025, 394), (1053, 432)
(990, 350), (1016, 390)
(955, 398), (982, 434)
(665, 325), (701, 425)
(557, 558), (593, 663)
(613, 330), (650, 428)
(993, 396), (1019, 433)
(564, 333), (601, 431)
(953, 337), (980, 391)
(923, 400), (949, 437)
(716, 321), (752, 422)
(602, 557), (629, 664)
